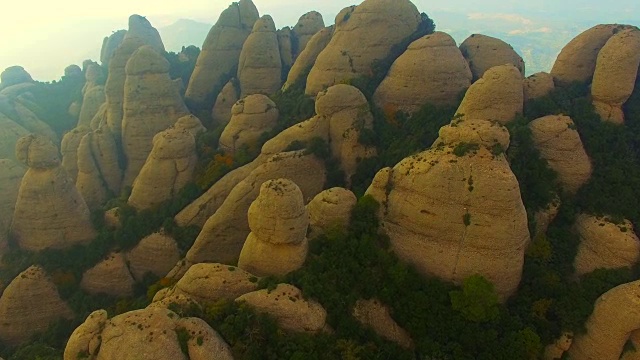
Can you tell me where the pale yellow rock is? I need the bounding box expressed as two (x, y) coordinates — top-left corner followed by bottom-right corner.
(524, 72), (555, 103)
(529, 115), (592, 193)
(568, 280), (640, 360)
(175, 114), (206, 138)
(219, 94), (279, 154)
(104, 207), (122, 230)
(592, 28), (640, 124)
(284, 26), (332, 90)
(186, 151), (326, 264)
(80, 252), (136, 297)
(12, 135), (96, 251)
(0, 112), (29, 160)
(353, 298), (414, 349)
(278, 27), (294, 69)
(544, 332), (574, 360)
(100, 29), (126, 67)
(148, 293), (201, 311)
(534, 197), (561, 237)
(60, 126), (90, 182)
(90, 103), (108, 130)
(0, 266), (73, 346)
(374, 32), (472, 113)
(292, 11), (325, 56)
(260, 116), (329, 157)
(121, 46), (189, 186)
(307, 187), (357, 238)
(0, 159), (24, 253)
(238, 233), (309, 276)
(237, 284), (327, 333)
(128, 127), (196, 210)
(64, 310), (108, 360)
(238, 15), (282, 97)
(455, 64), (524, 124)
(460, 34), (525, 81)
(437, 118), (511, 150)
(127, 232), (181, 282)
(305, 0), (421, 95)
(574, 214), (640, 276)
(12, 100), (58, 143)
(82, 62), (104, 95)
(176, 317), (234, 360)
(211, 80), (239, 127)
(185, 0), (259, 109)
(551, 24), (635, 86)
(68, 101), (81, 120)
(78, 85), (106, 128)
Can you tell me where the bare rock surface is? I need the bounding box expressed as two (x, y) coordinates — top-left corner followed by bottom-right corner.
(459, 34), (525, 81)
(237, 15), (282, 97)
(219, 94), (279, 154)
(80, 252), (135, 297)
(307, 187), (357, 238)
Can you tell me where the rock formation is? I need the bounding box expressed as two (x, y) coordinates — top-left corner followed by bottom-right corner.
(574, 214), (640, 276)
(524, 72), (555, 103)
(185, 0), (259, 109)
(0, 112), (28, 161)
(211, 80), (239, 126)
(10, 99), (58, 143)
(278, 27), (294, 69)
(175, 114), (206, 138)
(528, 115), (592, 193)
(459, 34), (525, 82)
(0, 66), (33, 90)
(60, 126), (91, 181)
(121, 45), (189, 186)
(63, 310), (108, 360)
(78, 85), (106, 128)
(591, 28), (640, 124)
(238, 179), (309, 276)
(544, 332), (574, 360)
(283, 26), (332, 90)
(568, 280), (640, 360)
(100, 29), (126, 67)
(64, 64), (83, 79)
(305, 0), (421, 95)
(307, 187), (357, 238)
(0, 266), (73, 346)
(11, 135), (96, 251)
(455, 64), (524, 124)
(551, 24), (635, 86)
(82, 62), (104, 95)
(353, 298), (414, 349)
(292, 11), (325, 56)
(374, 31), (472, 114)
(237, 15), (282, 97)
(80, 252), (136, 297)
(0, 159), (24, 253)
(219, 94), (279, 154)
(127, 232), (181, 282)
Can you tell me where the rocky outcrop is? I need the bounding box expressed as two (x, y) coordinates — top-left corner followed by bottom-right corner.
(60, 126), (91, 182)
(0, 266), (73, 346)
(0, 112), (29, 160)
(237, 284), (327, 333)
(219, 94), (279, 154)
(64, 65), (83, 79)
(105, 15), (164, 139)
(0, 66), (33, 90)
(353, 298), (413, 349)
(64, 307), (232, 360)
(459, 34), (525, 82)
(374, 31), (472, 114)
(568, 280), (640, 360)
(100, 29), (126, 67)
(80, 252), (136, 297)
(292, 11), (325, 56)
(128, 126), (196, 210)
(175, 114), (206, 138)
(283, 26), (332, 90)
(121, 45), (189, 186)
(551, 24), (635, 86)
(574, 214), (640, 276)
(544, 332), (574, 360)
(305, 0), (421, 95)
(278, 27), (294, 69)
(238, 179), (309, 276)
(591, 28), (640, 124)
(237, 15), (282, 97)
(82, 62), (104, 95)
(534, 197), (561, 237)
(11, 99), (58, 143)
(307, 187), (356, 238)
(455, 64), (524, 124)
(11, 135), (96, 251)
(524, 72), (555, 103)
(185, 0), (259, 109)
(529, 115), (592, 193)
(0, 159), (25, 252)
(127, 232), (181, 282)
(78, 85), (106, 128)
(211, 80), (239, 127)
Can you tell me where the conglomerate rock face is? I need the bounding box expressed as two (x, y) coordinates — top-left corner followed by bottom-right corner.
(218, 94), (279, 155)
(292, 11), (325, 57)
(283, 26), (332, 91)
(237, 15), (282, 97)
(459, 34), (525, 81)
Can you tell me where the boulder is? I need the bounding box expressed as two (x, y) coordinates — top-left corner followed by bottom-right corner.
(307, 187), (357, 238)
(0, 159), (25, 253)
(524, 72), (555, 103)
(460, 34), (525, 81)
(455, 64), (524, 124)
(568, 280), (640, 360)
(238, 179), (309, 276)
(211, 80), (240, 127)
(544, 332), (574, 360)
(292, 11), (325, 56)
(64, 310), (108, 360)
(128, 126), (196, 210)
(219, 94), (279, 154)
(237, 284), (327, 333)
(0, 266), (73, 346)
(283, 26), (332, 91)
(185, 0), (259, 109)
(127, 232), (181, 282)
(528, 115), (592, 193)
(175, 317), (234, 360)
(237, 15), (282, 97)
(100, 29), (126, 67)
(80, 252), (136, 297)
(0, 66), (33, 90)
(121, 45), (189, 187)
(374, 31), (472, 114)
(591, 28), (640, 124)
(175, 114), (206, 138)
(574, 214), (640, 276)
(353, 298), (413, 349)
(305, 0), (421, 95)
(12, 135), (96, 251)
(78, 85), (106, 128)
(551, 24), (635, 86)
(278, 27), (294, 70)
(60, 126), (91, 182)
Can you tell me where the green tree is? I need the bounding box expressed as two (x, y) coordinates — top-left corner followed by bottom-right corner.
(450, 275), (500, 322)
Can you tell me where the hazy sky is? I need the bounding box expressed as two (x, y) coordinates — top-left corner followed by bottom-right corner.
(1, 0), (639, 81)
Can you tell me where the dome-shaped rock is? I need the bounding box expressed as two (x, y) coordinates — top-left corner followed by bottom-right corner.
(63, 310), (108, 360)
(0, 159), (25, 253)
(80, 252), (135, 297)
(175, 114), (206, 138)
(524, 72), (555, 103)
(211, 79), (240, 127)
(100, 29), (126, 67)
(60, 126), (91, 182)
(278, 27), (294, 69)
(127, 232), (181, 282)
(78, 85), (106, 128)
(292, 11), (325, 56)
(219, 94), (279, 154)
(307, 187), (357, 238)
(459, 34), (525, 82)
(283, 26), (332, 91)
(237, 15), (282, 97)
(0, 66), (33, 90)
